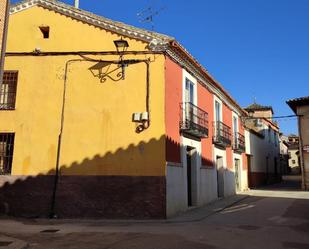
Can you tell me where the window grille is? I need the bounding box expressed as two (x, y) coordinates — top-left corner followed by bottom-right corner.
(0, 133), (15, 175)
(0, 71), (18, 110)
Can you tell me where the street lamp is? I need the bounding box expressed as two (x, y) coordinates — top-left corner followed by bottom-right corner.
(114, 38), (129, 80)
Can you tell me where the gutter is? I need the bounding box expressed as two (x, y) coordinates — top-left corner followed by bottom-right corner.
(168, 40), (247, 117)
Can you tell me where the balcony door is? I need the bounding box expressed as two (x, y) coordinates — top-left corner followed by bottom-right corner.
(185, 78), (196, 123)
(215, 101), (221, 122)
(185, 78), (194, 104)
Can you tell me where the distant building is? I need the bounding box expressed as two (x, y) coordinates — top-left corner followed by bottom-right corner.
(279, 134), (289, 175)
(285, 134), (300, 174)
(288, 143), (300, 174)
(287, 96), (309, 190)
(0, 0), (9, 83)
(288, 134), (299, 145)
(244, 103), (281, 188)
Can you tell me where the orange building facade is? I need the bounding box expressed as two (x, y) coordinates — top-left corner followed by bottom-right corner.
(164, 54), (247, 216)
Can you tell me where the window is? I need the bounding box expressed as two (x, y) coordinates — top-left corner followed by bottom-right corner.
(215, 101), (221, 122)
(268, 126), (271, 143)
(292, 160), (296, 164)
(39, 26), (50, 39)
(0, 133), (15, 175)
(0, 71), (18, 110)
(185, 78), (194, 103)
(274, 131), (277, 146)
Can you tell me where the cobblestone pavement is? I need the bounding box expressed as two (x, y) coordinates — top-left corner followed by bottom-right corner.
(0, 178), (308, 249)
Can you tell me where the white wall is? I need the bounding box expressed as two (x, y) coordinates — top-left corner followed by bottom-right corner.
(247, 125), (280, 175)
(166, 136), (220, 217)
(199, 167), (218, 204)
(166, 162), (187, 217)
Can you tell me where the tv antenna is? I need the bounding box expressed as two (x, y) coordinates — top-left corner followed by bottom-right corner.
(137, 6), (165, 31)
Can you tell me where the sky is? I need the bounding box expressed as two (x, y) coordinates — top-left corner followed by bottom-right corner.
(12, 0), (309, 134)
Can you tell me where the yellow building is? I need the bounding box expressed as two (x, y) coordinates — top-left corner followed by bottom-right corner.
(0, 0), (248, 218)
(0, 0), (170, 218)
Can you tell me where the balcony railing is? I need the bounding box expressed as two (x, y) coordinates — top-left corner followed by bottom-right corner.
(213, 121), (232, 147)
(232, 132), (245, 153)
(180, 102), (209, 138)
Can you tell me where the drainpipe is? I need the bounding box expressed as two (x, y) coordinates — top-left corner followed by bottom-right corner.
(0, 0), (10, 87)
(74, 0), (79, 8)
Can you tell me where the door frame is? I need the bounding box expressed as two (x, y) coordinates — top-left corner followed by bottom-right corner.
(181, 136), (201, 207)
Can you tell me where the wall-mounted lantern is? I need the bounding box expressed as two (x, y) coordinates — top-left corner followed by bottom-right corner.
(113, 38), (129, 80)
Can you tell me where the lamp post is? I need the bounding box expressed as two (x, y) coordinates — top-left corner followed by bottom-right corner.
(113, 38), (129, 80)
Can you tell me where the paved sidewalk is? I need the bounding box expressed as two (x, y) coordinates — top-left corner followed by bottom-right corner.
(26, 192), (249, 226)
(167, 193), (249, 223)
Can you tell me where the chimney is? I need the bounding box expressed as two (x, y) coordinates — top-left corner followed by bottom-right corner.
(74, 0), (79, 8)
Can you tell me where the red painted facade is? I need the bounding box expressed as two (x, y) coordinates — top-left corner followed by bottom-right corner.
(197, 83), (214, 167)
(165, 57), (182, 163)
(164, 55), (247, 171)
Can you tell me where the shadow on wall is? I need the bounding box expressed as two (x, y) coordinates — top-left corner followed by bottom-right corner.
(247, 128), (282, 189)
(166, 136), (214, 167)
(0, 136), (169, 219)
(0, 135), (239, 219)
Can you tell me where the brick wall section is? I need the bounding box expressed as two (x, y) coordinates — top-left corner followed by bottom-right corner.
(0, 0), (8, 75)
(0, 0), (8, 50)
(0, 175), (166, 218)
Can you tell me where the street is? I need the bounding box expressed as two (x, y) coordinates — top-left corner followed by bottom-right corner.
(0, 178), (309, 249)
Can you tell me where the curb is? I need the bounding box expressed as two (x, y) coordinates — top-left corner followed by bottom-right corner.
(29, 193), (250, 225)
(167, 194), (250, 223)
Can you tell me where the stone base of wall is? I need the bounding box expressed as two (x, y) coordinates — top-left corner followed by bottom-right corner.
(0, 175), (166, 219)
(249, 172), (281, 188)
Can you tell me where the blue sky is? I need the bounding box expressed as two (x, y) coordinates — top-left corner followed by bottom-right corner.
(13, 0), (309, 134)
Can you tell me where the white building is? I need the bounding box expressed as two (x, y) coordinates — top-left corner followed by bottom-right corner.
(244, 103), (281, 188)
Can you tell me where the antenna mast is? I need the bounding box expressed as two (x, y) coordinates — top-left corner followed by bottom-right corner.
(137, 6), (165, 31)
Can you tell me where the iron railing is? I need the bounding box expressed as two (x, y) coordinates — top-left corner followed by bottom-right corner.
(213, 121), (231, 147)
(0, 71), (18, 110)
(180, 102), (209, 138)
(0, 133), (15, 175)
(232, 132), (245, 153)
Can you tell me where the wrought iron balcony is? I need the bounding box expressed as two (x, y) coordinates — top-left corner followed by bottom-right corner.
(232, 132), (245, 153)
(213, 121), (232, 147)
(180, 102), (209, 138)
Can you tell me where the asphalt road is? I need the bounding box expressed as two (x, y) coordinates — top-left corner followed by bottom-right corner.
(0, 178), (308, 249)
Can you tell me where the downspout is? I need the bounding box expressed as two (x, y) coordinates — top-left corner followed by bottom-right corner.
(50, 58), (83, 218)
(0, 0), (10, 87)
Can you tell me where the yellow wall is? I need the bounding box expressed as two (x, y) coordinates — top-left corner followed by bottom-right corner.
(1, 6), (166, 176)
(6, 6), (148, 52)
